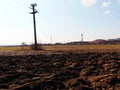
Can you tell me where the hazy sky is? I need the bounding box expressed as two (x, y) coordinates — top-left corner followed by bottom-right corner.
(0, 0), (120, 45)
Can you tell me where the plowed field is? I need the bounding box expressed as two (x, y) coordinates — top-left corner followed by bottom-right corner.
(0, 51), (120, 90)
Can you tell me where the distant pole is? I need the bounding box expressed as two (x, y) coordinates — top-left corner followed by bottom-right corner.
(51, 35), (52, 44)
(30, 3), (38, 50)
(81, 33), (83, 42)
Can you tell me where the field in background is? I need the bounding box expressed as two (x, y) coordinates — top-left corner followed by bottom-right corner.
(0, 44), (120, 52)
(0, 46), (30, 51)
(42, 44), (120, 51)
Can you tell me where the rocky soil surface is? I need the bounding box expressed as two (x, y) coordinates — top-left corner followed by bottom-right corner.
(0, 52), (120, 90)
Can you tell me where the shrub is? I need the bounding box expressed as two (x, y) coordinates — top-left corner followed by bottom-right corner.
(30, 44), (43, 50)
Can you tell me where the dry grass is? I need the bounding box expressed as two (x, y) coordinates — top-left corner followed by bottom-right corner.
(0, 44), (120, 52)
(0, 46), (31, 51)
(42, 44), (120, 52)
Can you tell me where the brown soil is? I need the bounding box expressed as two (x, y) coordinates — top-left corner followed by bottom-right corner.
(0, 51), (120, 90)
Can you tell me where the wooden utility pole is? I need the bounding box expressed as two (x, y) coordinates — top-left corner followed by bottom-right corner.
(30, 3), (38, 50)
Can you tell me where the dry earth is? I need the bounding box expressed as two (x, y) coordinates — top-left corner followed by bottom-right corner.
(0, 51), (120, 90)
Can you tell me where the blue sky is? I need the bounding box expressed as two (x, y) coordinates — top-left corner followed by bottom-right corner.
(0, 0), (120, 45)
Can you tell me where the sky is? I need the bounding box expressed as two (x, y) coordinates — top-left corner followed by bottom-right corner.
(0, 0), (120, 45)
